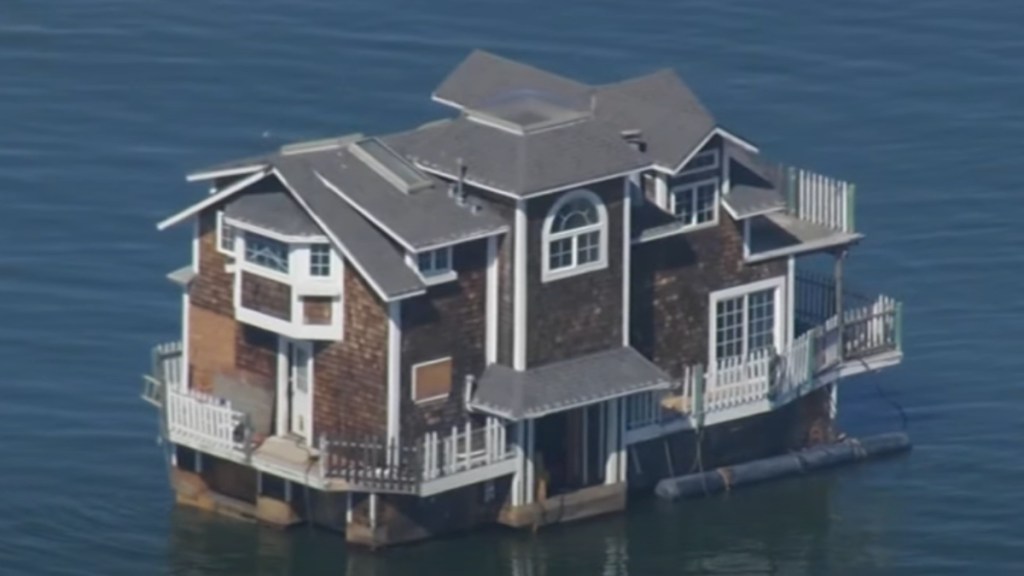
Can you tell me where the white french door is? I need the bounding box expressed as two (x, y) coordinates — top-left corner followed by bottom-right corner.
(708, 276), (786, 366)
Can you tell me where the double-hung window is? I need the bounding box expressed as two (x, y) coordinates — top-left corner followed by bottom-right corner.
(216, 210), (236, 255)
(670, 179), (719, 229)
(710, 277), (784, 363)
(244, 233), (289, 274)
(543, 189), (607, 281)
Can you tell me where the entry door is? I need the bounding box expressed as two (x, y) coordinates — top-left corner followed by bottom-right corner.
(287, 341), (313, 444)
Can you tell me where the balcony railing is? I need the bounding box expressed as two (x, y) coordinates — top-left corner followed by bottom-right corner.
(625, 292), (902, 432)
(319, 417), (515, 493)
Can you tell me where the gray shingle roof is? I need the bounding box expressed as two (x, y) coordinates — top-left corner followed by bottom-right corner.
(271, 154), (426, 299)
(723, 185), (786, 219)
(304, 143), (508, 250)
(594, 69), (716, 172)
(388, 115), (649, 197)
(433, 50), (593, 111)
(469, 347), (673, 420)
(225, 188), (322, 237)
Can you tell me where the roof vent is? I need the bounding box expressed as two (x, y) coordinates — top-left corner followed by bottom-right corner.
(281, 133), (363, 156)
(621, 129), (646, 153)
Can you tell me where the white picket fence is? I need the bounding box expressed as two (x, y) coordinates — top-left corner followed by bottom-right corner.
(704, 348), (773, 413)
(790, 168), (856, 234)
(165, 385), (250, 460)
(421, 417), (513, 481)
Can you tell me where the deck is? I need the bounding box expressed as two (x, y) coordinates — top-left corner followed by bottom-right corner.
(143, 346), (517, 496)
(624, 279), (903, 445)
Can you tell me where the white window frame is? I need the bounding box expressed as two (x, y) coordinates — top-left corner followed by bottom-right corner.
(541, 188), (609, 283)
(411, 356), (453, 404)
(308, 243), (332, 278)
(406, 246), (458, 286)
(677, 148), (720, 176)
(669, 177), (720, 232)
(708, 276), (786, 367)
(216, 210), (237, 257)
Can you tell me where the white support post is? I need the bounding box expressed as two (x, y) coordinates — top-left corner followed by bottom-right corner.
(622, 177), (632, 346)
(511, 422), (526, 506)
(524, 420), (536, 504)
(618, 400), (627, 483)
(486, 235), (499, 365)
(513, 200), (528, 370)
(345, 492), (353, 524)
(582, 408), (589, 486)
(787, 255), (796, 345)
(369, 493), (378, 530)
(605, 400), (620, 485)
(386, 301), (402, 461)
(743, 219), (751, 260)
(194, 451), (203, 474)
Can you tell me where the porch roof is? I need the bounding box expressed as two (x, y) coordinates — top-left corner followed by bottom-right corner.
(469, 347), (673, 420)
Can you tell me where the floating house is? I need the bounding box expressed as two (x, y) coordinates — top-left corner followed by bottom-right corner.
(143, 50), (903, 548)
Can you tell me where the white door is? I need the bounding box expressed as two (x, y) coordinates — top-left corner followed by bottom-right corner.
(287, 341), (313, 444)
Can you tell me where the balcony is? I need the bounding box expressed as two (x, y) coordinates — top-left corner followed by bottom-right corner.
(142, 344), (516, 496)
(744, 165), (862, 263)
(624, 282), (903, 443)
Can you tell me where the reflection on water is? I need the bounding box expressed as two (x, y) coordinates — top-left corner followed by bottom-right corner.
(164, 465), (907, 576)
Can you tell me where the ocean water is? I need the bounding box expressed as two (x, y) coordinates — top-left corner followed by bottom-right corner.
(1, 1), (1022, 574)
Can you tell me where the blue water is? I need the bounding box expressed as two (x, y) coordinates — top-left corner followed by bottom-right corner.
(1, 1), (1022, 574)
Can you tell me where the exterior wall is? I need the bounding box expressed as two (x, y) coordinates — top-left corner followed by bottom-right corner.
(400, 239), (489, 439)
(312, 264), (389, 440)
(188, 208), (276, 395)
(630, 211), (786, 379)
(526, 177), (626, 367)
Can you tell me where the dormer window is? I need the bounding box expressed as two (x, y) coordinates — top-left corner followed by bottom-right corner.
(418, 247), (452, 276)
(542, 189), (608, 282)
(309, 244), (331, 277)
(245, 233), (289, 273)
(679, 149), (720, 175)
(670, 178), (719, 230)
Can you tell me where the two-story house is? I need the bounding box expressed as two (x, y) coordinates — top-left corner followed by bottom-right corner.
(143, 50), (903, 548)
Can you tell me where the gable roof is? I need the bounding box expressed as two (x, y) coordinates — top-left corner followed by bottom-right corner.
(224, 186), (322, 237)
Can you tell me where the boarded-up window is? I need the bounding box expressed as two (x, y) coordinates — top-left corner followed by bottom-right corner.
(303, 296), (333, 325)
(412, 358), (452, 403)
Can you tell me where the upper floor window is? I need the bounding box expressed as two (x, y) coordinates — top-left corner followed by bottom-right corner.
(542, 189), (608, 282)
(670, 179), (719, 230)
(309, 244), (331, 277)
(710, 277), (784, 365)
(679, 149), (720, 175)
(216, 210), (236, 256)
(417, 247), (452, 277)
(245, 233), (289, 273)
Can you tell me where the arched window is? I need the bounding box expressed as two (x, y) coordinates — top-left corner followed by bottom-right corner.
(542, 189), (608, 282)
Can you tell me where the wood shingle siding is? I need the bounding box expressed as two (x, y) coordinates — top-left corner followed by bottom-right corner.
(240, 272), (291, 321)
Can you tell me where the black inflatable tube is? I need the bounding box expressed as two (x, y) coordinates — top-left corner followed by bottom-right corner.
(654, 432), (911, 501)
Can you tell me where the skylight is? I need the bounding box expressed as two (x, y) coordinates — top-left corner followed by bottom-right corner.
(349, 138), (433, 194)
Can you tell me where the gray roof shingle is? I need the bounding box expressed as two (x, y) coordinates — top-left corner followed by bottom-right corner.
(389, 115), (649, 197)
(271, 154), (425, 299)
(433, 49), (593, 111)
(304, 143), (508, 250)
(594, 69), (716, 172)
(225, 188), (322, 237)
(469, 347), (673, 420)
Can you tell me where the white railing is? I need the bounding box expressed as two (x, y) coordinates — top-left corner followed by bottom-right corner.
(166, 386), (250, 460)
(788, 167), (856, 234)
(421, 417), (513, 481)
(704, 348), (773, 413)
(772, 329), (816, 404)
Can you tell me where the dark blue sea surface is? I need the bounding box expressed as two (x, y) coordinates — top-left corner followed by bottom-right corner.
(1, 1), (1022, 574)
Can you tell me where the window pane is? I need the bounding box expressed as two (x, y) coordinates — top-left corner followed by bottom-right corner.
(695, 183), (717, 223)
(715, 297), (744, 359)
(309, 244), (331, 277)
(577, 231), (600, 265)
(435, 247), (450, 270)
(747, 289), (775, 352)
(549, 237), (574, 270)
(553, 198), (598, 232)
(219, 219), (235, 253)
(673, 189), (695, 223)
(245, 234), (289, 273)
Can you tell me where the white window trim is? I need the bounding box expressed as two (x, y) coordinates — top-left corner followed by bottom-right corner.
(541, 188), (609, 283)
(677, 148), (720, 176)
(411, 356), (453, 404)
(669, 177), (720, 233)
(707, 276), (787, 368)
(405, 248), (458, 287)
(216, 210), (237, 257)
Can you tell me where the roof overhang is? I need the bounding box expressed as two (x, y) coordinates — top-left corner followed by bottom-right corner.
(157, 169), (271, 231)
(185, 163), (269, 183)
